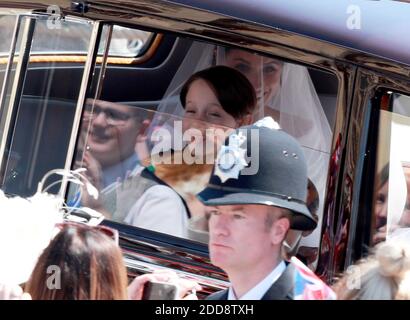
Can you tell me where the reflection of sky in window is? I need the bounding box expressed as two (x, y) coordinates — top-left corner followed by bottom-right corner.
(0, 16), (152, 57)
(388, 110), (410, 234)
(30, 20), (92, 53)
(105, 26), (152, 57)
(0, 15), (17, 55)
(393, 93), (410, 117)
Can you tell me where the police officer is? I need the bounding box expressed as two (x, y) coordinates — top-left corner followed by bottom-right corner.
(197, 118), (333, 300)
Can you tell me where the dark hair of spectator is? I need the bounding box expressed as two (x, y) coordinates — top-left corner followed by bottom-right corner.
(25, 224), (128, 300)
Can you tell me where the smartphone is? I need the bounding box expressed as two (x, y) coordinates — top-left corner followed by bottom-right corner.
(141, 280), (179, 300)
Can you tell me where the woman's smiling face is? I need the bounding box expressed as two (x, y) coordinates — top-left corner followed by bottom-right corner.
(224, 50), (283, 105)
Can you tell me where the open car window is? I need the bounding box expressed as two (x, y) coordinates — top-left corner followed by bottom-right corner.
(66, 28), (338, 265)
(69, 105), (232, 239)
(372, 91), (410, 245)
(0, 13), (339, 267)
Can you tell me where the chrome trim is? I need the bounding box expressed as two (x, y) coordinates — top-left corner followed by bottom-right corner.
(30, 10), (96, 28)
(102, 220), (228, 293)
(0, 14), (21, 128)
(123, 256), (228, 295)
(0, 16), (35, 176)
(343, 69), (376, 272)
(60, 20), (101, 198)
(316, 65), (357, 280)
(118, 231), (228, 295)
(0, 7), (31, 15)
(94, 24), (113, 99)
(119, 234), (225, 280)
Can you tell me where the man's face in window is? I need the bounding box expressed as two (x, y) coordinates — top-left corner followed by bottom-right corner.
(83, 99), (139, 167)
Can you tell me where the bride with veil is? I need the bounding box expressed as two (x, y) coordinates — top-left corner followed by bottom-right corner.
(145, 41), (333, 248)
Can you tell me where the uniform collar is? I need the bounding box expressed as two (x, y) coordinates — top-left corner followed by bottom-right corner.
(227, 260), (286, 300)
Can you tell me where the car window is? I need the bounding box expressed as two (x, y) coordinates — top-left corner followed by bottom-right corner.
(67, 27), (339, 258)
(0, 15), (17, 91)
(0, 18), (153, 59)
(371, 91), (410, 245)
(106, 25), (153, 58)
(0, 15), (18, 54)
(0, 15), (94, 196)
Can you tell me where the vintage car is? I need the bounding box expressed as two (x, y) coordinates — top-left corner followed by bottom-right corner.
(1, 0), (410, 296)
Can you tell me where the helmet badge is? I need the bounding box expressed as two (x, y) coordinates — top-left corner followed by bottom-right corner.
(214, 131), (248, 183)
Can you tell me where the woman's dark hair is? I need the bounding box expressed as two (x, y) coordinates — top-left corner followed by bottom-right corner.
(180, 65), (256, 119)
(25, 224), (128, 300)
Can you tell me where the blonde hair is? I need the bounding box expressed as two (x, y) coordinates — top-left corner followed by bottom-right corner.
(333, 240), (410, 300)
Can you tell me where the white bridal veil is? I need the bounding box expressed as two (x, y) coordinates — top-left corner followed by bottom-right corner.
(149, 41), (333, 246)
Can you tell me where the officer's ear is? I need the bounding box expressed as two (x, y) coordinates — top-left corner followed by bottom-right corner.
(269, 216), (291, 246)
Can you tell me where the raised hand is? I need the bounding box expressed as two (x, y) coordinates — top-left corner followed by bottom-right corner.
(127, 270), (201, 300)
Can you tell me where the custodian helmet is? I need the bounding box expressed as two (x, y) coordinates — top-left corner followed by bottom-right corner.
(197, 123), (317, 231)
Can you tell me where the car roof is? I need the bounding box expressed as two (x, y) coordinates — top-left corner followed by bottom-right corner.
(167, 0), (410, 66)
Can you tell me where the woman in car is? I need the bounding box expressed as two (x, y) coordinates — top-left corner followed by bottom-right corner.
(220, 47), (332, 254)
(157, 44), (332, 162)
(155, 44), (332, 247)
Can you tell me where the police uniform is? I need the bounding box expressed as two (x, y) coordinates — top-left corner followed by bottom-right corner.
(198, 118), (334, 300)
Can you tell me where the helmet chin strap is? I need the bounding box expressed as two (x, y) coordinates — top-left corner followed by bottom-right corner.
(283, 230), (303, 260)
